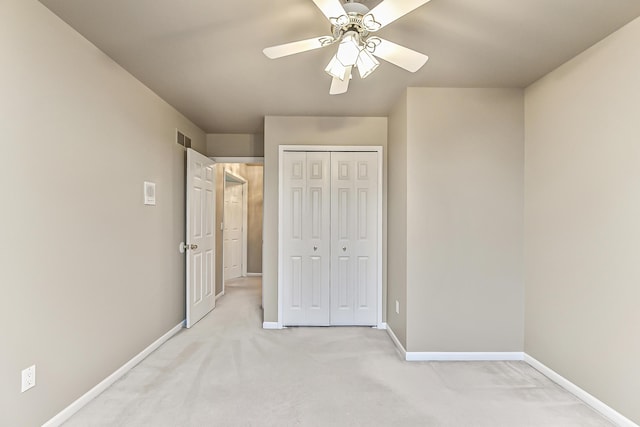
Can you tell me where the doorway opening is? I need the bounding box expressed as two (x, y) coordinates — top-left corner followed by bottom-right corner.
(213, 160), (264, 307)
(223, 170), (247, 286)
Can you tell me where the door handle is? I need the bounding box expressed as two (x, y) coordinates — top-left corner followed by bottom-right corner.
(342, 246), (347, 252)
(313, 246), (318, 251)
(179, 242), (198, 252)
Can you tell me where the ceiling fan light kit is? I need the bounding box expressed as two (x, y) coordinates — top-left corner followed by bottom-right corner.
(264, 0), (431, 95)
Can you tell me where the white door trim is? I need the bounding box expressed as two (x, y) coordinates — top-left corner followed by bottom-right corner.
(278, 145), (383, 329)
(242, 180), (248, 277)
(211, 156), (264, 164)
(222, 169), (248, 293)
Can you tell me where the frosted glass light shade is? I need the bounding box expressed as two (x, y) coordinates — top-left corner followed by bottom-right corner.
(336, 32), (361, 66)
(325, 54), (348, 80)
(356, 49), (379, 79)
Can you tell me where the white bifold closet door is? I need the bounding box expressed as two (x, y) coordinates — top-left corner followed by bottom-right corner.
(282, 151), (378, 326)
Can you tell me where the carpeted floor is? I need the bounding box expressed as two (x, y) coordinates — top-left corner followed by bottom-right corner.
(64, 277), (612, 426)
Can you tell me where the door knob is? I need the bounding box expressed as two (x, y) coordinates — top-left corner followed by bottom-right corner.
(342, 246), (346, 252)
(313, 246), (318, 251)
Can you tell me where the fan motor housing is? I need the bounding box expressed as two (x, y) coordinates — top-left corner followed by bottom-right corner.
(331, 2), (371, 39)
(343, 2), (370, 15)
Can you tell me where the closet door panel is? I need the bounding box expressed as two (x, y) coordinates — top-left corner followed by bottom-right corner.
(330, 152), (378, 325)
(282, 151), (330, 326)
(353, 153), (378, 324)
(304, 152), (331, 324)
(330, 153), (354, 324)
(282, 152), (307, 325)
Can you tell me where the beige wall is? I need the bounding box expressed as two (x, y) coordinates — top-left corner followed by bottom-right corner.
(0, 1), (205, 425)
(263, 116), (388, 323)
(207, 133), (264, 157)
(387, 93), (409, 348)
(524, 16), (640, 424)
(405, 88), (524, 352)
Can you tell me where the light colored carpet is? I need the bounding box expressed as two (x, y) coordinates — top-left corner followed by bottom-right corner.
(64, 277), (612, 426)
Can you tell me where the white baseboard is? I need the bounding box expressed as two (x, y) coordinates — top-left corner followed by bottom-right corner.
(246, 272), (262, 277)
(524, 354), (638, 427)
(375, 322), (387, 330)
(386, 325), (407, 359)
(262, 322), (281, 329)
(406, 352), (524, 361)
(215, 291), (225, 300)
(43, 321), (184, 427)
(385, 327), (524, 362)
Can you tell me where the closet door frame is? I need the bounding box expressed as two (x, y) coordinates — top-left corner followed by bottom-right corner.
(277, 145), (383, 329)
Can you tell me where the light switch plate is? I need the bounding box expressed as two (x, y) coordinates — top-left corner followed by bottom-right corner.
(144, 181), (156, 206)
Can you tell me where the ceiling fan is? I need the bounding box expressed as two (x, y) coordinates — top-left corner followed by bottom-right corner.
(263, 0), (432, 95)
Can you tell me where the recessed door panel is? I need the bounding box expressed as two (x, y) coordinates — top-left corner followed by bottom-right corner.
(358, 257), (369, 308)
(291, 187), (303, 240)
(338, 257), (349, 309)
(310, 256), (322, 308)
(309, 159), (324, 179)
(291, 160), (303, 180)
(358, 188), (368, 240)
(338, 188), (350, 240)
(310, 187), (322, 240)
(193, 253), (202, 303)
(357, 161), (368, 180)
(205, 188), (214, 237)
(193, 188), (202, 238)
(291, 256), (302, 309)
(338, 161), (350, 180)
(205, 249), (214, 297)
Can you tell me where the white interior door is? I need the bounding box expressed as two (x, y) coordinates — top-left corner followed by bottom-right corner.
(224, 181), (243, 280)
(330, 152), (378, 325)
(186, 149), (216, 328)
(282, 152), (331, 326)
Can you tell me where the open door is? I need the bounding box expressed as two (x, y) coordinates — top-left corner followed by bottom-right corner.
(185, 148), (216, 328)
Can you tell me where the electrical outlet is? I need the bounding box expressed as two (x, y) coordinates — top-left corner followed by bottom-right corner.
(395, 300), (400, 314)
(21, 365), (36, 392)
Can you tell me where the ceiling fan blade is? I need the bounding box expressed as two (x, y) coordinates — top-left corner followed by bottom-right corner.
(364, 0), (432, 30)
(263, 36), (333, 59)
(311, 0), (347, 22)
(371, 38), (428, 72)
(329, 66), (352, 95)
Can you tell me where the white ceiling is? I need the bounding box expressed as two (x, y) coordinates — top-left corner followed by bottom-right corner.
(39, 0), (640, 134)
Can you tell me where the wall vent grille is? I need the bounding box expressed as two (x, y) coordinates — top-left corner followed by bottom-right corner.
(176, 130), (192, 149)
